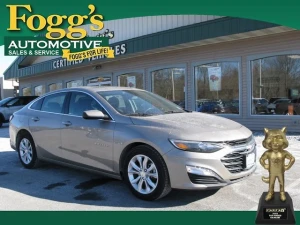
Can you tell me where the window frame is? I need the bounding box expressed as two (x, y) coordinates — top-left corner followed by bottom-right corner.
(34, 84), (46, 96)
(84, 74), (113, 86)
(247, 51), (300, 118)
(48, 82), (63, 92)
(39, 92), (69, 114)
(114, 70), (145, 89)
(64, 91), (114, 121)
(191, 58), (242, 118)
(22, 87), (32, 96)
(66, 91), (106, 117)
(148, 64), (187, 109)
(65, 78), (84, 88)
(29, 97), (45, 111)
(28, 90), (115, 120)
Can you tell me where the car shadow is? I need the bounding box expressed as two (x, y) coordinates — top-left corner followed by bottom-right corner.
(0, 150), (219, 209)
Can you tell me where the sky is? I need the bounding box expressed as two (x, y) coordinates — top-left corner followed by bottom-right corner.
(0, 46), (17, 77)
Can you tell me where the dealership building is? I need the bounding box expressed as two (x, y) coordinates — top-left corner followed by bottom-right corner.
(4, 15), (300, 132)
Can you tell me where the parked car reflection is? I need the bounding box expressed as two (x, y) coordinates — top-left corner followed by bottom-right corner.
(252, 98), (269, 114)
(267, 98), (290, 113)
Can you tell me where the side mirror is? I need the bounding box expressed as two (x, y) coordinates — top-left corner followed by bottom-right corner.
(82, 110), (110, 120)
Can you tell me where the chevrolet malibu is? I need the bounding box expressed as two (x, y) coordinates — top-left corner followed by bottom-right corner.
(9, 87), (257, 201)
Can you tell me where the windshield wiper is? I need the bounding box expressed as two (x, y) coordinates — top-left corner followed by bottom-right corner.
(164, 110), (185, 114)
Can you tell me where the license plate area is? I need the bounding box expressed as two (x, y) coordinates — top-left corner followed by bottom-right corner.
(243, 152), (256, 169)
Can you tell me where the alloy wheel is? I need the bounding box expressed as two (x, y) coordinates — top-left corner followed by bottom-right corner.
(19, 138), (33, 165)
(127, 154), (158, 194)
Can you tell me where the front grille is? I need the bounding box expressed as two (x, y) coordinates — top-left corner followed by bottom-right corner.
(221, 150), (246, 173)
(224, 136), (252, 146)
(188, 173), (224, 184)
(221, 135), (255, 173)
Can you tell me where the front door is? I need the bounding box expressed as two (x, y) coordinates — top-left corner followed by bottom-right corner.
(60, 91), (115, 172)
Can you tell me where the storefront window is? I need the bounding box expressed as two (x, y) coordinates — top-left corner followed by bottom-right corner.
(66, 79), (83, 88)
(49, 83), (62, 92)
(86, 77), (112, 86)
(22, 87), (32, 96)
(118, 73), (143, 89)
(251, 55), (300, 115)
(195, 62), (239, 114)
(34, 85), (46, 96)
(151, 68), (185, 108)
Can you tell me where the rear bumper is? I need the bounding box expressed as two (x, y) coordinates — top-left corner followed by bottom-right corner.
(9, 123), (18, 151)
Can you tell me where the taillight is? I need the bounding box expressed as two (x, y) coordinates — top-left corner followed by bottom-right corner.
(9, 114), (14, 122)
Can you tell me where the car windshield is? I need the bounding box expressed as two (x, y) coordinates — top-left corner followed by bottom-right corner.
(97, 90), (185, 116)
(0, 97), (14, 106)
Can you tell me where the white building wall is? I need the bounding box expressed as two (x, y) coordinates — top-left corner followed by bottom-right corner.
(87, 15), (223, 44)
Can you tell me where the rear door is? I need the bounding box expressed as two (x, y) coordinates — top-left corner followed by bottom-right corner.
(28, 92), (68, 159)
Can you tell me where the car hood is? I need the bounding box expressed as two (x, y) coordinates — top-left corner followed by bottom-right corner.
(130, 112), (251, 142)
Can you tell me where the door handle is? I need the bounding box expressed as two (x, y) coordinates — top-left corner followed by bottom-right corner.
(31, 117), (40, 122)
(62, 121), (72, 126)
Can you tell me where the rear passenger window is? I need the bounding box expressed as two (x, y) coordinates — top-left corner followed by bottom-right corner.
(41, 93), (67, 113)
(30, 98), (44, 110)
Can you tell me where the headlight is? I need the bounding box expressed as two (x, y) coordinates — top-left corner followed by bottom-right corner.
(169, 139), (224, 153)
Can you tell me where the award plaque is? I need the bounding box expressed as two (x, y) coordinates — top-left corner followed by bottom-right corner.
(255, 127), (296, 225)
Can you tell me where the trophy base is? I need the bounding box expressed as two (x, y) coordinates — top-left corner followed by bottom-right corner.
(255, 192), (296, 225)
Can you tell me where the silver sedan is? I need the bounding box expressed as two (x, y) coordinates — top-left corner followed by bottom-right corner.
(9, 87), (257, 201)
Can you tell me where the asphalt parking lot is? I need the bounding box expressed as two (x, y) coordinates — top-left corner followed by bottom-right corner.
(0, 124), (300, 211)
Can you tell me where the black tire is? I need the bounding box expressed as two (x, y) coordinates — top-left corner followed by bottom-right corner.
(123, 145), (171, 201)
(0, 120), (2, 128)
(17, 133), (40, 169)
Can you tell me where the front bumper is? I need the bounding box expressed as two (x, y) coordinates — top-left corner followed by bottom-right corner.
(163, 139), (257, 190)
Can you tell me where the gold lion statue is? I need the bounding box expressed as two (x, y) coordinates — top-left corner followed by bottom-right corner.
(260, 127), (295, 202)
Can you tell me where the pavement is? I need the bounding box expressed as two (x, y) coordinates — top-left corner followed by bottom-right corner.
(0, 124), (300, 211)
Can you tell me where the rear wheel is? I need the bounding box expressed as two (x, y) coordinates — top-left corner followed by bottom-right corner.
(17, 133), (40, 169)
(123, 145), (171, 201)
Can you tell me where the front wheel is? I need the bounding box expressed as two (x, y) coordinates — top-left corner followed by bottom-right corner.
(123, 145), (171, 201)
(17, 133), (40, 169)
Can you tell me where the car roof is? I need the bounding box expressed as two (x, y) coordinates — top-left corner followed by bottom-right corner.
(64, 86), (143, 92)
(43, 86), (146, 96)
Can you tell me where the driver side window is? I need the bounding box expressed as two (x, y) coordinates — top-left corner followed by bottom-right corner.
(68, 92), (104, 116)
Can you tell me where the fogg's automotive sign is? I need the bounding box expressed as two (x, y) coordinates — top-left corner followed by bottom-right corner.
(52, 43), (126, 69)
(5, 4), (115, 61)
